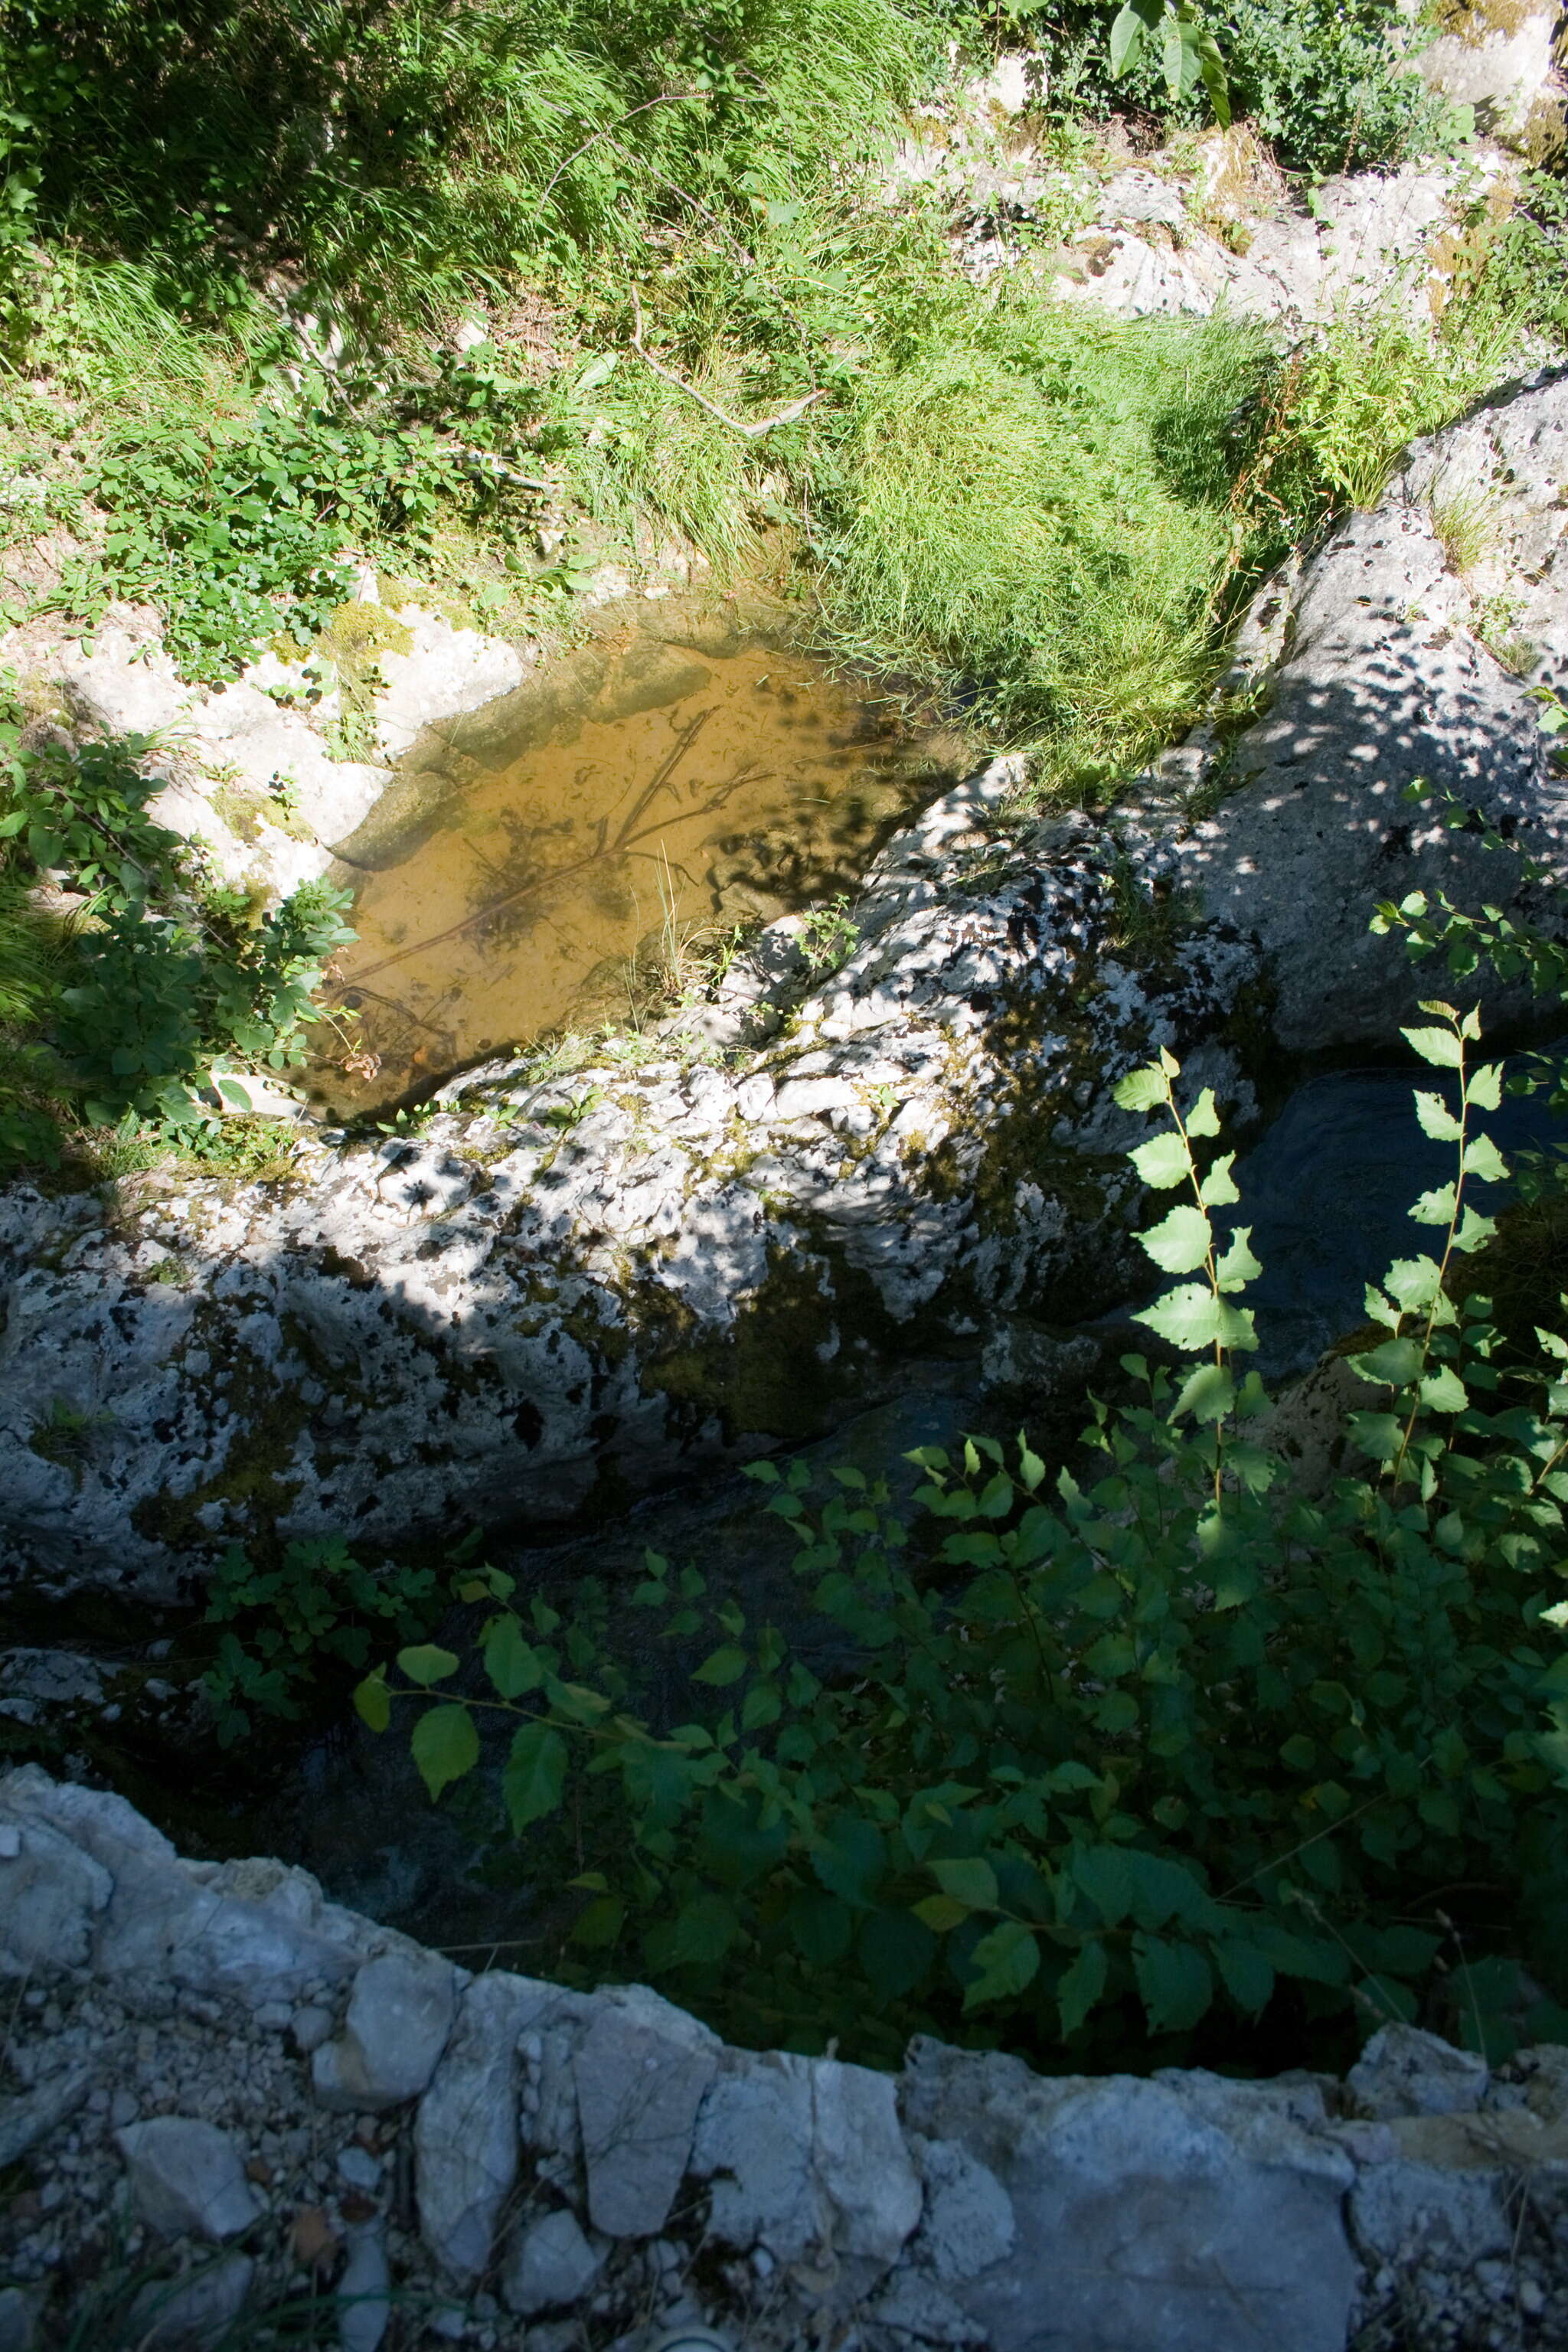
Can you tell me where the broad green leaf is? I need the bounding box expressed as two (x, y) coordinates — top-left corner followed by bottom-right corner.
(397, 1643), (459, 1687)
(963, 1921), (1040, 2011)
(1113, 1061), (1168, 1110)
(484, 1615), (543, 1699)
(1214, 1228), (1261, 1293)
(1466, 1062), (1503, 1111)
(861, 1909), (936, 1998)
(740, 1682), (782, 1731)
(1195, 20), (1230, 122)
(1463, 1135), (1509, 1184)
(1133, 1932), (1214, 2033)
(411, 1703), (479, 1802)
(1410, 1182), (1459, 1225)
(1130, 1130), (1190, 1189)
(1419, 1366), (1468, 1413)
(353, 1669), (390, 1733)
(1385, 1256), (1445, 1312)
(1109, 0), (1160, 77)
(1072, 1844), (1133, 1926)
(1057, 1935), (1109, 2035)
(1185, 1086), (1222, 1138)
(931, 1856), (999, 1912)
(812, 1814), (886, 1909)
(652, 1893), (739, 1968)
(914, 1892), (970, 1933)
(1348, 1336), (1423, 1387)
(1401, 1024), (1462, 1068)
(1140, 1204), (1211, 1274)
(1413, 1090), (1462, 1142)
(1133, 1284), (1256, 1354)
(1173, 1361), (1234, 1424)
(570, 1894), (626, 1949)
(693, 1645), (748, 1687)
(791, 1891), (854, 1967)
(1216, 1939), (1275, 2015)
(503, 1722), (568, 1832)
(1199, 1153), (1240, 1207)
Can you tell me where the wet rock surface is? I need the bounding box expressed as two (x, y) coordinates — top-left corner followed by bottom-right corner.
(6, 1766), (1568, 2352)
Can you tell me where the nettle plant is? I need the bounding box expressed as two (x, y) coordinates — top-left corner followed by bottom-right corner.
(361, 1003), (1568, 2064)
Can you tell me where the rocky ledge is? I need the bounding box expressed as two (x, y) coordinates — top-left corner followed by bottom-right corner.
(2, 1765), (1566, 2352)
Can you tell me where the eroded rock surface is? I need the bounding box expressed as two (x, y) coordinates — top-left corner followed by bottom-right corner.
(1127, 365), (1568, 1050)
(0, 760), (1260, 1595)
(5, 1766), (1568, 2352)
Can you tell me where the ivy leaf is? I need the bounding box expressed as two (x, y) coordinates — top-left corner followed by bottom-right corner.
(397, 1643), (459, 1687)
(484, 1615), (543, 1699)
(1130, 1130), (1190, 1188)
(503, 1722), (567, 1832)
(352, 1668), (390, 1732)
(1401, 1024), (1463, 1068)
(1133, 1932), (1214, 2033)
(410, 1703), (479, 1802)
(963, 1921), (1040, 2011)
(930, 1856), (1000, 1912)
(1057, 1935), (1109, 2035)
(1140, 1204), (1211, 1274)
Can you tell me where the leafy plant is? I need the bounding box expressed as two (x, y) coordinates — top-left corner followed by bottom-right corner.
(361, 992), (1568, 2067)
(203, 1536), (439, 1747)
(1109, 0), (1229, 127)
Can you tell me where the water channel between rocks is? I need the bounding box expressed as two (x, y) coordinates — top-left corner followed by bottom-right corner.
(311, 619), (959, 1117)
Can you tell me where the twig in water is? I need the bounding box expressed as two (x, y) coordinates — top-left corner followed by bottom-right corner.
(628, 289), (825, 440)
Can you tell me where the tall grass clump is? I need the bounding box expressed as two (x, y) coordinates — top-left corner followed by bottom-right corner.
(811, 299), (1275, 791)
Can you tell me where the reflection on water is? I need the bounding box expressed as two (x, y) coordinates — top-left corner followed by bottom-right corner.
(1230, 1054), (1565, 1378)
(312, 632), (955, 1116)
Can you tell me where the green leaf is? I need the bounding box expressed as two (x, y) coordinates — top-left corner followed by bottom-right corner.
(1214, 1228), (1261, 1293)
(410, 1703), (479, 1802)
(1401, 1024), (1463, 1068)
(1113, 1060), (1168, 1111)
(693, 1645), (748, 1687)
(930, 1856), (999, 1912)
(1185, 1086), (1222, 1138)
(652, 1893), (739, 1968)
(1173, 1361), (1235, 1423)
(1410, 1181), (1459, 1226)
(1462, 1135), (1508, 1184)
(503, 1722), (567, 1832)
(791, 1891), (854, 1967)
(1133, 1285), (1256, 1355)
(914, 1892), (970, 1933)
(1216, 1939), (1276, 2016)
(1057, 1936), (1109, 2035)
(1413, 1090), (1462, 1142)
(1109, 0), (1161, 80)
(860, 1909), (936, 1998)
(1419, 1365), (1468, 1412)
(1466, 1062), (1503, 1111)
(1140, 1204), (1211, 1274)
(1133, 1932), (1214, 2033)
(352, 1669), (390, 1733)
(964, 1921), (1040, 2011)
(812, 1814), (887, 1909)
(484, 1615), (543, 1699)
(397, 1643), (459, 1687)
(1130, 1130), (1190, 1189)
(1199, 1153), (1240, 1207)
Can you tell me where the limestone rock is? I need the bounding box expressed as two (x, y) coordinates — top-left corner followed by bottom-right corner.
(1348, 2024), (1491, 2121)
(414, 1971), (527, 2281)
(1132, 368), (1568, 1053)
(0, 2064), (93, 2166)
(337, 2222), (393, 2352)
(115, 2117), (264, 2241)
(899, 2040), (1355, 2352)
(906, 2136), (1015, 2285)
(501, 2209), (605, 2316)
(574, 1998), (720, 2239)
(314, 1952), (458, 2112)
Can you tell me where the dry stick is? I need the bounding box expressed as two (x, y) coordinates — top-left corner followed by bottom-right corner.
(627, 287), (825, 440)
(329, 706), (716, 991)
